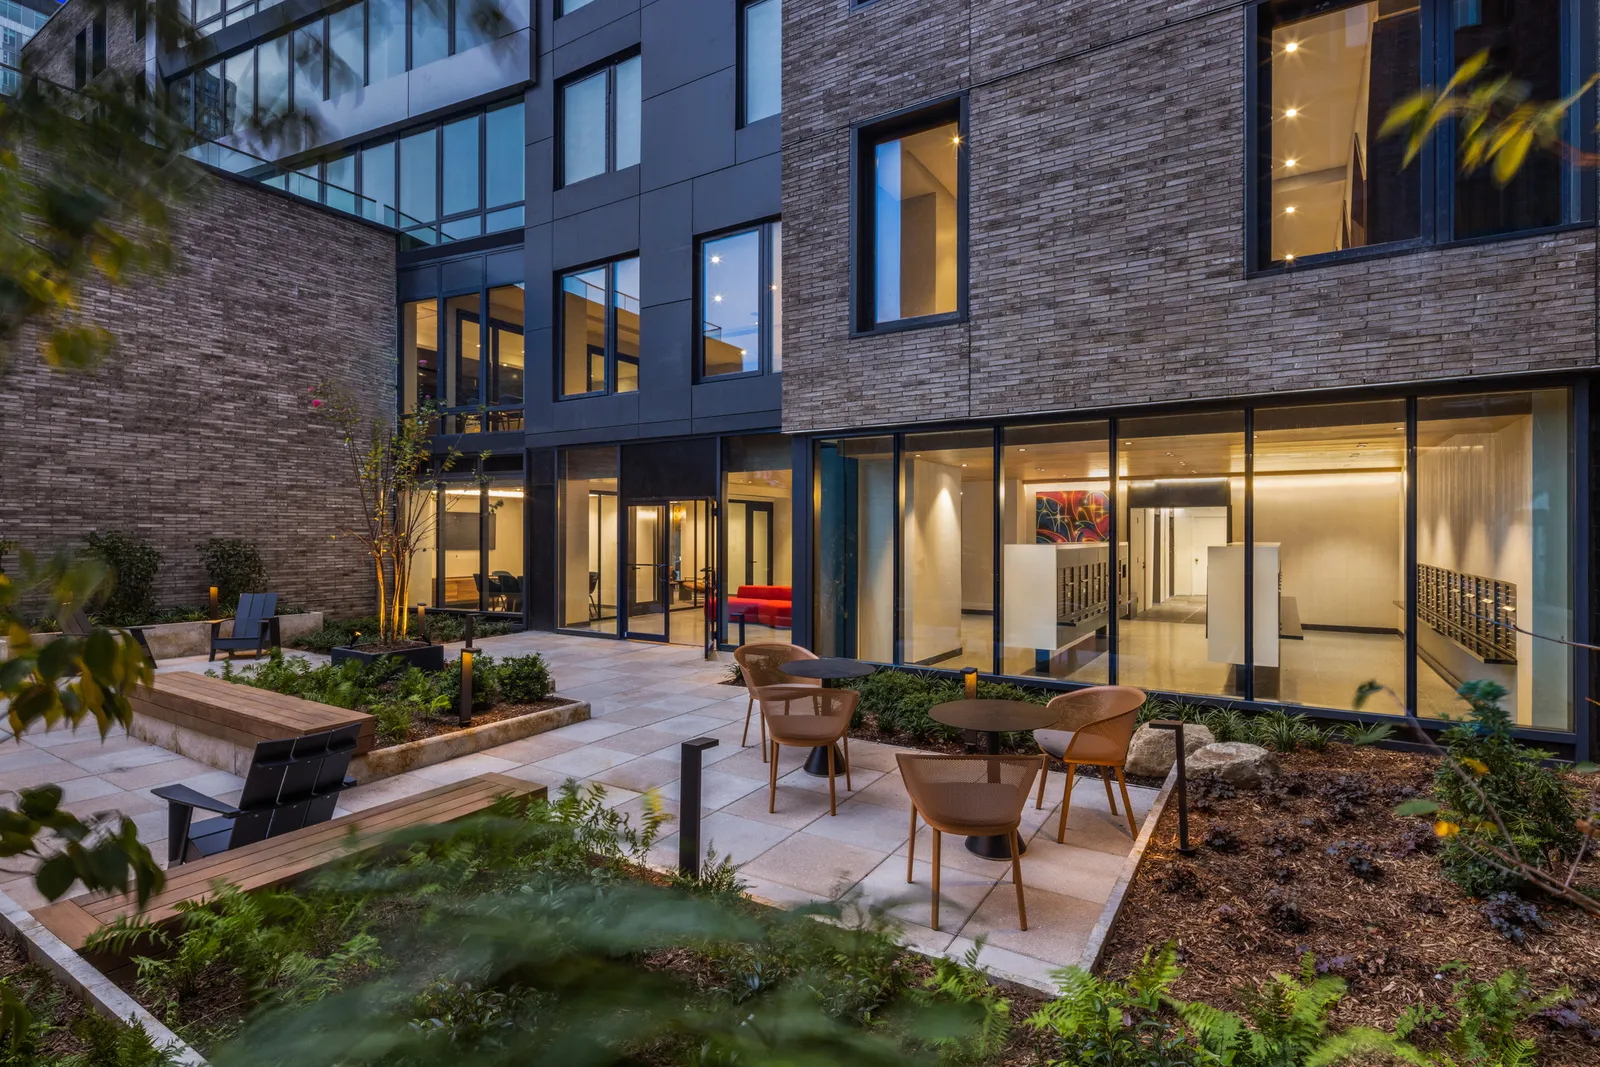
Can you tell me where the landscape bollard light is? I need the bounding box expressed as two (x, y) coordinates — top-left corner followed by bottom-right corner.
(963, 667), (979, 700)
(459, 647), (474, 726)
(679, 737), (720, 879)
(463, 613), (475, 647)
(1149, 719), (1195, 856)
(208, 586), (219, 619)
(417, 603), (429, 644)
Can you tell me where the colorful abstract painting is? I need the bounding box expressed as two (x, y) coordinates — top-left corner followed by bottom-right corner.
(1036, 490), (1111, 543)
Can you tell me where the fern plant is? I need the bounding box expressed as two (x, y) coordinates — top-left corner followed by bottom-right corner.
(1031, 945), (1212, 1066)
(907, 940), (1012, 1065)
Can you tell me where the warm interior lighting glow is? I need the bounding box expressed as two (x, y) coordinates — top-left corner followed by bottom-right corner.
(951, 134), (962, 145)
(1283, 40), (1298, 52)
(1284, 205), (1297, 214)
(1284, 107), (1299, 117)
(1283, 157), (1298, 168)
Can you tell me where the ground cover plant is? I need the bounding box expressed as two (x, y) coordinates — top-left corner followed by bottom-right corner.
(215, 647), (556, 745)
(0, 934), (174, 1067)
(288, 614), (519, 654)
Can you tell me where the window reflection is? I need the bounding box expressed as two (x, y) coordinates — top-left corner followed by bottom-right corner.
(368, 0), (406, 82)
(702, 230), (761, 377)
(561, 71), (607, 184)
(614, 257), (641, 393)
(488, 286), (525, 413)
(443, 116), (480, 218)
(561, 267), (607, 397)
(444, 294), (481, 413)
(902, 431), (993, 670)
(412, 0), (449, 69)
(400, 128), (438, 226)
(742, 0), (780, 123)
(442, 484), (482, 608)
(559, 447), (619, 634)
(328, 3), (364, 96)
(403, 299), (439, 413)
(815, 436), (895, 663)
(724, 435), (793, 645)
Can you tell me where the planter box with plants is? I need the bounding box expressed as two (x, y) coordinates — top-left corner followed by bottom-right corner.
(329, 639), (446, 672)
(22, 611), (324, 660)
(215, 649), (587, 783)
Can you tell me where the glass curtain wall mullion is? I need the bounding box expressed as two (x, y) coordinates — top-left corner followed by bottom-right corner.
(892, 433), (904, 667)
(1243, 406), (1254, 703)
(1405, 394), (1419, 715)
(1106, 422), (1119, 687)
(991, 431), (1002, 677)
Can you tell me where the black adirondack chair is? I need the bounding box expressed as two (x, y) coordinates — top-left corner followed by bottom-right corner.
(61, 607), (156, 666)
(152, 724), (361, 865)
(209, 592), (280, 661)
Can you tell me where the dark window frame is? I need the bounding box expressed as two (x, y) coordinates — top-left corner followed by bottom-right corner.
(555, 51), (640, 188)
(849, 93), (970, 337)
(696, 219), (781, 383)
(1247, 0), (1596, 275)
(556, 256), (640, 400)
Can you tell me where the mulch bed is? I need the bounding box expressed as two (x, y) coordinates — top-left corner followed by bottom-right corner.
(0, 935), (100, 1060)
(386, 699), (570, 746)
(1100, 744), (1600, 1061)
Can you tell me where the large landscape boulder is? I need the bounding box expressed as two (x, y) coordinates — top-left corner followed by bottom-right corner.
(1125, 722), (1216, 778)
(1186, 742), (1280, 788)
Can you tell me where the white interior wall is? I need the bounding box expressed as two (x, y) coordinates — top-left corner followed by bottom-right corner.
(960, 480), (993, 612)
(856, 457), (895, 661)
(1254, 474), (1402, 630)
(560, 479), (592, 625)
(904, 458), (964, 663)
(728, 480), (794, 586)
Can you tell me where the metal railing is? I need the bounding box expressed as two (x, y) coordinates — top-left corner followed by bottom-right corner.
(1057, 558), (1111, 627)
(1416, 563), (1517, 664)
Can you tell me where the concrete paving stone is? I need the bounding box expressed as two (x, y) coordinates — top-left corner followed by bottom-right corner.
(664, 810), (792, 867)
(945, 935), (1063, 993)
(700, 744), (774, 782)
(335, 773), (439, 812)
(850, 772), (914, 810)
(590, 756), (681, 794)
(16, 725), (131, 751)
(478, 732), (584, 764)
(802, 796), (919, 853)
(897, 823), (1037, 879)
(839, 740), (911, 773)
(531, 745), (638, 779)
(100, 756), (211, 790)
(412, 753), (521, 784)
(1018, 834), (1127, 905)
(61, 788), (164, 821)
(139, 769), (244, 802)
(655, 769), (766, 814)
(895, 921), (957, 957)
(549, 718), (633, 743)
(56, 776), (124, 803)
(74, 745), (189, 777)
(595, 704), (688, 727)
(0, 746), (69, 775)
(560, 678), (648, 701)
(43, 735), (152, 763)
(718, 787), (827, 832)
(853, 854), (999, 933)
(601, 727), (690, 756)
(955, 884), (1102, 966)
(607, 791), (679, 837)
(640, 712), (731, 738)
(774, 764), (884, 796)
(0, 875), (55, 912)
(0, 761), (91, 793)
(739, 830), (888, 898)
(740, 874), (825, 910)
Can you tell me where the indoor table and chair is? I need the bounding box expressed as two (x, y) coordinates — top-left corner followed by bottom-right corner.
(733, 641), (1149, 932)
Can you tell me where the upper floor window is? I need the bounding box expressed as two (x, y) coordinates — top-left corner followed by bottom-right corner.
(854, 100), (966, 332)
(559, 54), (640, 185)
(73, 13), (106, 89)
(403, 284), (525, 433)
(560, 257), (640, 397)
(1257, 0), (1576, 269)
(557, 0), (595, 13)
(701, 221), (781, 379)
(741, 0), (780, 124)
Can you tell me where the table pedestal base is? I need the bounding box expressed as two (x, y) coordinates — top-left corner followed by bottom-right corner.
(803, 743), (847, 778)
(965, 833), (1026, 859)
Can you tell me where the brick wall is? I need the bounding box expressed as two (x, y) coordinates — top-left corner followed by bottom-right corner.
(22, 0), (146, 86)
(0, 171), (398, 619)
(780, 0), (1599, 434)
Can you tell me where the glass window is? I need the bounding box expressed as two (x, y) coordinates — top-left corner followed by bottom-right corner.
(742, 0), (780, 123)
(614, 54), (641, 170)
(488, 285), (525, 415)
(815, 436), (895, 663)
(256, 33), (289, 114)
(999, 421), (1111, 683)
(361, 141), (396, 224)
(442, 483), (482, 608)
(442, 115), (480, 217)
(368, 0), (407, 82)
(1267, 2), (1421, 264)
(901, 430), (993, 671)
(325, 153), (356, 213)
(400, 127), (438, 224)
(1417, 389), (1570, 730)
(771, 221), (782, 371)
(195, 63), (225, 140)
(559, 447), (619, 634)
(1253, 401), (1406, 711)
(561, 70), (606, 184)
(867, 116), (961, 327)
(224, 50), (254, 131)
(485, 103), (524, 207)
(560, 266), (608, 396)
(444, 293), (481, 412)
(1114, 411), (1246, 698)
(411, 0), (448, 69)
(455, 0), (493, 52)
(485, 473), (525, 613)
(196, 0), (221, 26)
(292, 22), (325, 106)
(402, 299), (439, 412)
(723, 435), (793, 644)
(1452, 1), (1562, 238)
(613, 257), (640, 393)
(558, 0), (595, 13)
(702, 230), (761, 378)
(328, 2), (364, 96)
(407, 488), (437, 608)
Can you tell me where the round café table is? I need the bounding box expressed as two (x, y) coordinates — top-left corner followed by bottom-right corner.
(928, 698), (1057, 859)
(778, 658), (876, 777)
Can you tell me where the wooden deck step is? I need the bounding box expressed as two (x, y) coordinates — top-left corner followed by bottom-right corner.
(31, 773), (544, 950)
(133, 671), (377, 754)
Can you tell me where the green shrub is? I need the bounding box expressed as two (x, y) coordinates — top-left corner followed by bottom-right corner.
(847, 669), (1049, 746)
(200, 537), (268, 608)
(441, 654), (499, 713)
(1431, 681), (1582, 898)
(85, 530), (163, 626)
(497, 654), (554, 704)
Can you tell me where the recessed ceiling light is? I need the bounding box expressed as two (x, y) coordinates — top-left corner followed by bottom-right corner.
(710, 255), (721, 264)
(1284, 205), (1297, 214)
(1283, 41), (1299, 52)
(1284, 158), (1298, 168)
(1284, 107), (1299, 117)
(713, 294), (723, 302)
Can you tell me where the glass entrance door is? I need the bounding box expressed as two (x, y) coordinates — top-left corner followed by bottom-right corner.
(625, 499), (716, 644)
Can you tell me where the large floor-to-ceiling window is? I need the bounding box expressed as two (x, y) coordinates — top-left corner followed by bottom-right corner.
(557, 447), (620, 635)
(722, 435), (794, 645)
(410, 455), (525, 615)
(810, 385), (1582, 735)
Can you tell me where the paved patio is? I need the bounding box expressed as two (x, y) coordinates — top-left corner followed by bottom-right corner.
(0, 631), (1160, 991)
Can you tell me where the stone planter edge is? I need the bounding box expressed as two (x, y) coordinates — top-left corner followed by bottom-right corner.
(11, 612), (324, 660)
(351, 697), (590, 783)
(0, 889), (207, 1066)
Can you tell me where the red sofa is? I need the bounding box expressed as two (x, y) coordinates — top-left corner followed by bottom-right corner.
(725, 584), (793, 628)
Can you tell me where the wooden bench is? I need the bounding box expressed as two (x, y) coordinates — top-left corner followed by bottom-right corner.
(31, 773), (545, 951)
(129, 671), (377, 776)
